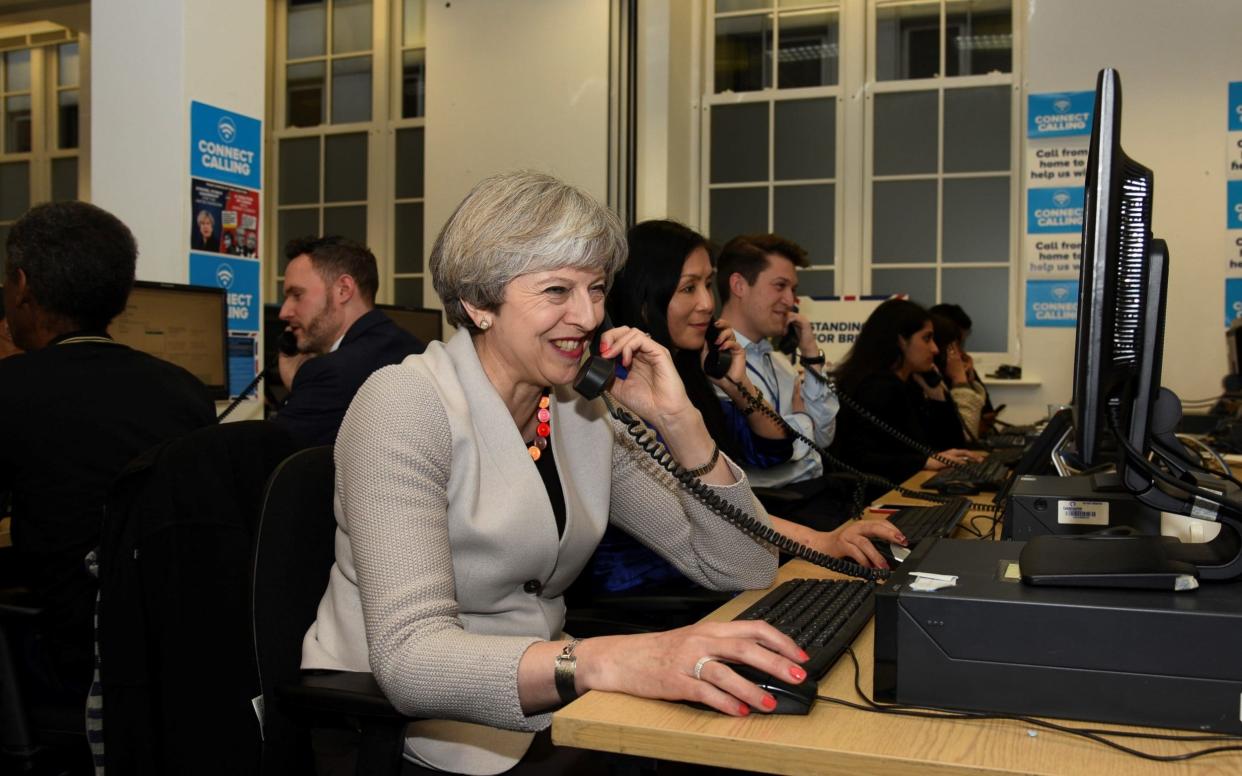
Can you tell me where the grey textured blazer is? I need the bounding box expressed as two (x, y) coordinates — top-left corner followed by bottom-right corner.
(302, 328), (778, 774)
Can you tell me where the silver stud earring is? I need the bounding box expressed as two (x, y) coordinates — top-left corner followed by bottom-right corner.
(478, 319), (492, 331)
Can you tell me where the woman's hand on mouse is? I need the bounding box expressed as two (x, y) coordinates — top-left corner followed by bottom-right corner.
(573, 621), (808, 716)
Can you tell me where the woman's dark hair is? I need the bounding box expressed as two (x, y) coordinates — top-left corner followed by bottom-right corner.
(929, 313), (962, 375)
(831, 298), (932, 395)
(606, 220), (741, 459)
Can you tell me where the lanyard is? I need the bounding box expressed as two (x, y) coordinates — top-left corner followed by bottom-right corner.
(56, 336), (119, 346)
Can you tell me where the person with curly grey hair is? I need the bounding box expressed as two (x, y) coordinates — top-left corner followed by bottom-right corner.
(302, 171), (806, 774)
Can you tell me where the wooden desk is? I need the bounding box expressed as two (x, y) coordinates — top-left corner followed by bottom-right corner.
(0, 516), (9, 549)
(553, 476), (1240, 775)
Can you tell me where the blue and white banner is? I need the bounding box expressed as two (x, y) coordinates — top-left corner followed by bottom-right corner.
(189, 253), (260, 333)
(190, 101), (262, 190)
(1026, 279), (1079, 328)
(1027, 187), (1084, 234)
(1028, 92), (1094, 139)
(1229, 180), (1242, 230)
(1230, 82), (1242, 132)
(1226, 278), (1242, 327)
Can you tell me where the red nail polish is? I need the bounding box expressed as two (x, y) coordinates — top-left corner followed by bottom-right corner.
(797, 650), (810, 662)
(789, 666), (807, 681)
(761, 695), (776, 711)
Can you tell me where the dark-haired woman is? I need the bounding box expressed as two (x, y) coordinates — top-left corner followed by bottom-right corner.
(829, 298), (980, 485)
(584, 221), (902, 602)
(929, 313), (986, 440)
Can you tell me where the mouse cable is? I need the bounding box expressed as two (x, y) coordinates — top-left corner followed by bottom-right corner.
(601, 391), (888, 582)
(724, 377), (1004, 516)
(813, 648), (1242, 762)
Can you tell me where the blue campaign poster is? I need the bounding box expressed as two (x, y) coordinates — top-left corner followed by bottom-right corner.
(1230, 82), (1242, 131)
(190, 101), (262, 190)
(189, 253), (260, 333)
(1226, 278), (1242, 327)
(1026, 279), (1079, 327)
(1027, 92), (1094, 139)
(1027, 187), (1084, 234)
(1229, 180), (1242, 230)
(227, 335), (259, 398)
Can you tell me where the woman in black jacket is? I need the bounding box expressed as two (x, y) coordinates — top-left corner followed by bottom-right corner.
(829, 299), (980, 485)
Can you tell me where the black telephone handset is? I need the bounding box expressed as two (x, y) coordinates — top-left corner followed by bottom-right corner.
(573, 317), (616, 401)
(277, 329), (300, 357)
(702, 322), (733, 380)
(776, 305), (800, 357)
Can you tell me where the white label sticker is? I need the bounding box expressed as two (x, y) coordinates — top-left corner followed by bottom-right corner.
(1057, 499), (1109, 525)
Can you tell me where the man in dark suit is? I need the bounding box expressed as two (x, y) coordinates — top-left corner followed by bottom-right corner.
(272, 236), (425, 447)
(0, 202), (217, 699)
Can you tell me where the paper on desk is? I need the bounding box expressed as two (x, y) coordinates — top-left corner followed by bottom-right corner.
(909, 571), (958, 592)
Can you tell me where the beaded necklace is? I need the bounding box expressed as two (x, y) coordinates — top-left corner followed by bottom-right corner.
(525, 390), (552, 461)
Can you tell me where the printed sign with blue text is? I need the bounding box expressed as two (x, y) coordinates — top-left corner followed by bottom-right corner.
(1028, 187), (1084, 234)
(1225, 278), (1242, 327)
(190, 102), (262, 190)
(1229, 82), (1242, 178)
(1026, 279), (1079, 327)
(189, 253), (260, 333)
(1229, 180), (1242, 230)
(1028, 92), (1095, 139)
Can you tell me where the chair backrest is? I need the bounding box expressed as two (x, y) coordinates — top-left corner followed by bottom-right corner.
(251, 445), (336, 773)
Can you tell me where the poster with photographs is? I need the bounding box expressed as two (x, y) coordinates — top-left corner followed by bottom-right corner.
(190, 177), (260, 259)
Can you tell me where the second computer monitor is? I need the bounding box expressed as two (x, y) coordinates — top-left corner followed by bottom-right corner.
(110, 281), (229, 399)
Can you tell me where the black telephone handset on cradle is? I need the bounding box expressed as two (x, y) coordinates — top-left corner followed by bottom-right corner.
(573, 318), (886, 582)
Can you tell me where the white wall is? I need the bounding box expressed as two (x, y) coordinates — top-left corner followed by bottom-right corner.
(91, 0), (265, 284)
(424, 0), (611, 307)
(1004, 0), (1242, 422)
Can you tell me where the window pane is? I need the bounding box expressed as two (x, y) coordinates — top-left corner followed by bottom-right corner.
(395, 127), (424, 199)
(402, 49), (426, 118)
(944, 86), (1009, 173)
(51, 157), (77, 202)
(778, 9), (838, 89)
(286, 61), (325, 127)
(711, 102), (768, 183)
(946, 0), (1012, 77)
(715, 13), (772, 93)
(288, 0), (326, 59)
(875, 1), (940, 81)
(324, 132), (367, 202)
(323, 204), (367, 244)
(872, 180), (936, 263)
(710, 187), (768, 244)
(871, 268), (935, 307)
(0, 161), (31, 221)
(331, 56), (372, 124)
(774, 183), (834, 266)
(394, 202), (424, 274)
(3, 50), (30, 92)
(58, 90), (79, 149)
(394, 277), (424, 308)
(58, 43), (79, 88)
(278, 208), (320, 272)
(279, 137), (321, 205)
(4, 96), (31, 154)
(796, 268), (834, 298)
(942, 267), (1007, 351)
(332, 0), (372, 54)
(404, 0), (426, 47)
(775, 98), (834, 180)
(943, 177), (1009, 263)
(874, 91), (937, 175)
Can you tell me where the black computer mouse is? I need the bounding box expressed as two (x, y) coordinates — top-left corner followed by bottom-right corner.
(938, 481), (981, 496)
(729, 662), (818, 715)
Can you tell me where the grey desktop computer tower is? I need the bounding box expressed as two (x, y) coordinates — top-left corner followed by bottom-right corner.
(1002, 474), (1164, 540)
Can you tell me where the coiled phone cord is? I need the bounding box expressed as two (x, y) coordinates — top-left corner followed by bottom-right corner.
(601, 391), (889, 582)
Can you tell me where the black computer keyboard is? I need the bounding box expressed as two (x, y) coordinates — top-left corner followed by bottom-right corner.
(982, 433), (1029, 449)
(923, 455), (1011, 494)
(887, 498), (971, 544)
(732, 578), (876, 679)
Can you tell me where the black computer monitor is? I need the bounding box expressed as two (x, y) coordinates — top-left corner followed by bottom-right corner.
(376, 303), (443, 344)
(110, 281), (229, 399)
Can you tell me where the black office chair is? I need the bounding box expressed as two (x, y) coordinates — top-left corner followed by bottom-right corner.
(0, 589), (91, 775)
(251, 445), (412, 776)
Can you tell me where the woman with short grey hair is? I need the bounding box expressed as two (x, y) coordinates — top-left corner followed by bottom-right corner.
(302, 170), (807, 774)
